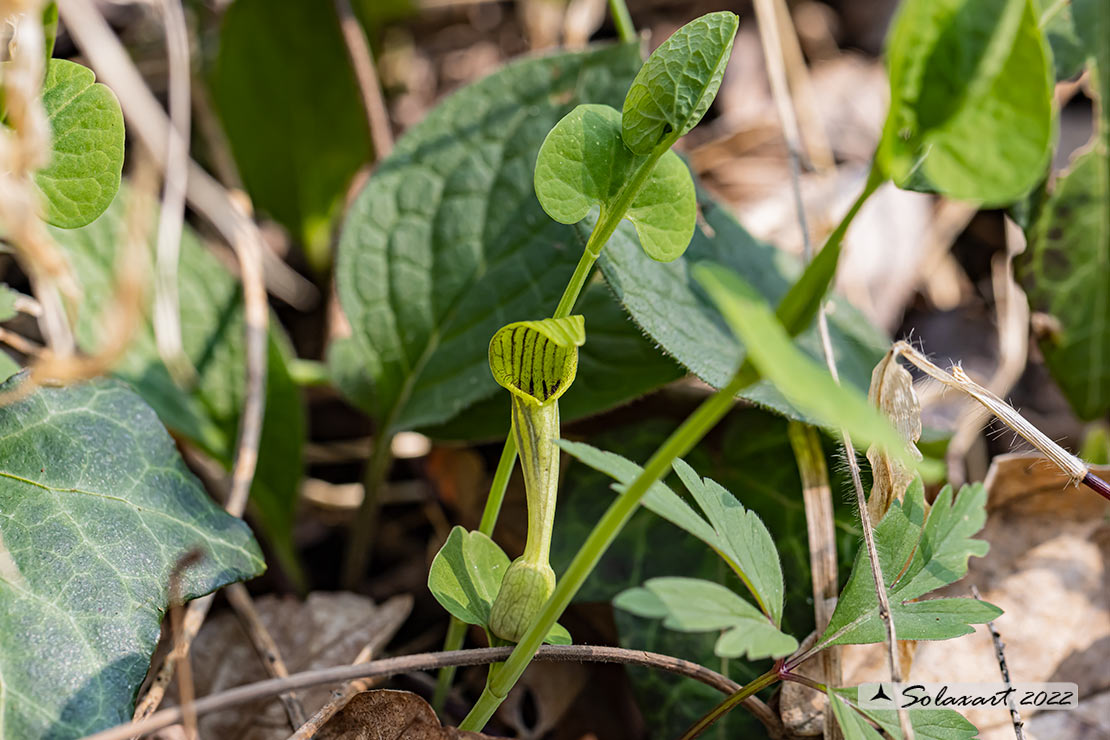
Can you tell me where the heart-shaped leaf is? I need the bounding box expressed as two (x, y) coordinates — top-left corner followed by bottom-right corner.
(0, 376), (264, 738)
(34, 59), (124, 228)
(621, 11), (739, 154)
(877, 0), (1054, 204)
(534, 104), (696, 261)
(329, 42), (643, 434)
(489, 315), (584, 405)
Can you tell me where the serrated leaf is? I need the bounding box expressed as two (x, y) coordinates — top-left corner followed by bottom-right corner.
(1018, 144), (1110, 420)
(534, 104), (696, 262)
(822, 482), (999, 646)
(616, 578), (796, 660)
(670, 458), (785, 625)
(621, 12), (739, 154)
(0, 376), (264, 738)
(877, 0), (1054, 205)
(34, 59), (124, 228)
(329, 42), (643, 434)
(695, 264), (924, 470)
(489, 315), (584, 405)
(50, 190), (307, 584)
(428, 526), (570, 646)
(597, 198), (888, 424)
(557, 441), (788, 626)
(211, 0), (371, 265)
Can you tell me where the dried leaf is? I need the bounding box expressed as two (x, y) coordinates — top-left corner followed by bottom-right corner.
(316, 690), (495, 740)
(865, 350), (923, 521)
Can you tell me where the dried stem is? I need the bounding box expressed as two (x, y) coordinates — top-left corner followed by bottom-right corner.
(225, 583), (308, 730)
(151, 0), (196, 385)
(334, 0), (393, 159)
(168, 551), (204, 740)
(82, 644), (780, 740)
(971, 585), (1025, 740)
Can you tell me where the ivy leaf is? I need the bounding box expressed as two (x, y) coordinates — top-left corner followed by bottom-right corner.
(211, 0), (371, 268)
(0, 376), (264, 738)
(615, 577), (797, 660)
(877, 0), (1054, 205)
(50, 190), (307, 584)
(621, 11), (739, 154)
(33, 59), (124, 229)
(329, 42), (642, 434)
(1018, 144), (1110, 420)
(534, 104), (696, 261)
(597, 198), (888, 424)
(695, 263), (927, 473)
(428, 526), (569, 645)
(822, 481), (1000, 646)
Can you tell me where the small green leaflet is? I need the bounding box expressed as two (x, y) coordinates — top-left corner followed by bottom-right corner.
(877, 0), (1054, 205)
(621, 11), (739, 154)
(428, 526), (570, 645)
(534, 104), (696, 261)
(695, 263), (932, 475)
(821, 480), (1000, 646)
(0, 376), (264, 738)
(34, 59), (125, 228)
(615, 577), (797, 660)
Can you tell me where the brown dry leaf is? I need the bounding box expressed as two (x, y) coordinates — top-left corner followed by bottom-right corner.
(171, 593), (412, 740)
(865, 349), (923, 522)
(843, 454), (1110, 739)
(316, 690), (495, 740)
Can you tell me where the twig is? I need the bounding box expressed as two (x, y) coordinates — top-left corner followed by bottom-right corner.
(151, 0), (196, 385)
(286, 594), (414, 740)
(0, 327), (43, 357)
(333, 0), (393, 159)
(56, 0), (319, 312)
(168, 550), (205, 740)
(769, 0), (834, 172)
(82, 645), (782, 740)
(753, 0), (807, 174)
(971, 585), (1025, 740)
(225, 583), (308, 730)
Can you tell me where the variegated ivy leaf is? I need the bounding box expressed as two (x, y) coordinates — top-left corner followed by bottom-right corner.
(621, 11), (739, 155)
(488, 315), (585, 406)
(534, 104), (696, 262)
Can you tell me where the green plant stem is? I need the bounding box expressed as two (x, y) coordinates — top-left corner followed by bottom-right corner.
(341, 429), (393, 589)
(608, 0), (637, 43)
(431, 616), (468, 711)
(459, 363), (759, 730)
(678, 667), (780, 740)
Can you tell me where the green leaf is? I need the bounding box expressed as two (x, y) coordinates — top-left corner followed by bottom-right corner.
(489, 315), (584, 405)
(822, 481), (1000, 646)
(621, 11), (739, 154)
(877, 0), (1054, 205)
(42, 2), (58, 61)
(597, 197), (888, 424)
(617, 577), (797, 660)
(827, 690), (886, 740)
(429, 526), (571, 646)
(671, 458), (785, 625)
(1018, 144), (1110, 419)
(830, 687), (981, 740)
(534, 104), (696, 261)
(1037, 0), (1091, 80)
(34, 59), (124, 228)
(50, 190), (307, 584)
(211, 0), (371, 266)
(695, 263), (923, 470)
(0, 376), (264, 738)
(419, 283), (684, 440)
(428, 526), (510, 627)
(329, 42), (643, 434)
(0, 284), (22, 322)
